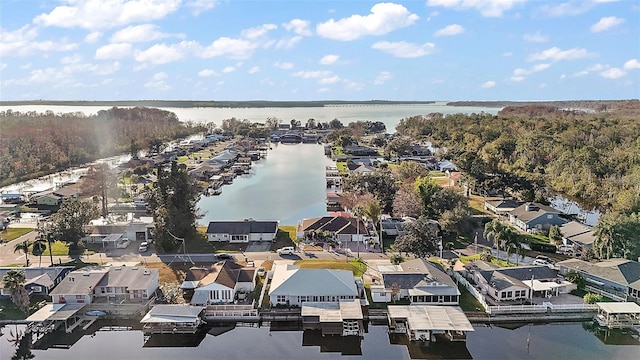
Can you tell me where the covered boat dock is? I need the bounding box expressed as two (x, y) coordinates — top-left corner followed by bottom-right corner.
(387, 305), (474, 342)
(26, 303), (86, 334)
(301, 299), (364, 336)
(594, 302), (640, 329)
(141, 305), (205, 334)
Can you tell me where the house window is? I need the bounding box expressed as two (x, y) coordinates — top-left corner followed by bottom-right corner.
(547, 215), (553, 219)
(507, 291), (513, 298)
(501, 292), (507, 299)
(276, 295), (286, 303)
(31, 286), (43, 293)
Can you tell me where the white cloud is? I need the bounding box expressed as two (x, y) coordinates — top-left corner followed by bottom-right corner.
(510, 63), (550, 81)
(523, 31), (548, 43)
(528, 47), (591, 62)
(316, 3), (419, 41)
(481, 80), (496, 88)
(503, 52), (513, 57)
(145, 72), (171, 90)
(198, 37), (258, 59)
(95, 43), (132, 60)
(586, 63), (606, 71)
(20, 63), (32, 70)
(292, 70), (332, 79)
(573, 70), (589, 77)
(600, 68), (625, 79)
(319, 75), (341, 84)
(110, 24), (175, 43)
(85, 31), (103, 43)
(275, 36), (302, 49)
(537, 1), (597, 17)
(591, 16), (625, 33)
(320, 54), (340, 65)
(222, 66), (235, 73)
(371, 41), (435, 58)
(374, 71), (392, 85)
(135, 43), (185, 64)
(241, 24), (277, 39)
(623, 59), (640, 70)
(560, 74), (566, 79)
(273, 62), (294, 69)
(185, 0), (218, 15)
(0, 25), (78, 57)
(151, 72), (167, 81)
(434, 24), (465, 37)
(248, 66), (261, 74)
(427, 0), (524, 17)
(34, 0), (181, 30)
(0, 63), (6, 71)
(198, 69), (218, 77)
(282, 19), (312, 36)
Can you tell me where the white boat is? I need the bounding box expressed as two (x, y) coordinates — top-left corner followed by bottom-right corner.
(86, 310), (107, 317)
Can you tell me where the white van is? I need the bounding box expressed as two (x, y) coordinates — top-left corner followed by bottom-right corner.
(557, 244), (573, 255)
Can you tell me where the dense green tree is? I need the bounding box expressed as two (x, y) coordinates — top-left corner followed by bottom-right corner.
(393, 161), (428, 184)
(594, 212), (640, 260)
(50, 198), (100, 254)
(484, 219), (511, 259)
(329, 118), (343, 129)
(548, 225), (563, 245)
(392, 184), (423, 218)
(565, 271), (585, 291)
(146, 161), (201, 252)
(343, 170), (398, 213)
(81, 163), (116, 217)
(13, 241), (30, 267)
(31, 239), (47, 267)
(384, 137), (412, 158)
(393, 216), (441, 258)
(363, 199), (382, 246)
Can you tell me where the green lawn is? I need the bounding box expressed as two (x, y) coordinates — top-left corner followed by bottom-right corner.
(39, 240), (69, 256)
(294, 259), (367, 277)
(0, 228), (33, 242)
(459, 254), (513, 267)
(458, 284), (484, 311)
(336, 161), (348, 174)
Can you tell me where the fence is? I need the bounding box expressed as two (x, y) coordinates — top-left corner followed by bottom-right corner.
(204, 304), (258, 320)
(585, 285), (627, 302)
(487, 302), (598, 315)
(452, 271), (489, 311)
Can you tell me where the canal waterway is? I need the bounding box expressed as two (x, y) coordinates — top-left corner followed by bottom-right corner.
(1, 322), (637, 359)
(198, 143), (335, 226)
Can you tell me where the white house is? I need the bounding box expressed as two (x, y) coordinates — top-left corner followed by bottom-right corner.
(269, 264), (360, 306)
(83, 214), (154, 245)
(206, 220), (279, 243)
(297, 216), (372, 244)
(50, 267), (109, 305)
(182, 261), (256, 305)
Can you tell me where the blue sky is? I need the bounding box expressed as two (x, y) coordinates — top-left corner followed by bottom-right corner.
(1, 0), (639, 101)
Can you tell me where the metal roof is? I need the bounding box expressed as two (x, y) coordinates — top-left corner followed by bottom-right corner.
(301, 299), (363, 322)
(596, 302), (640, 314)
(26, 303), (86, 322)
(387, 305), (474, 332)
(141, 305), (205, 323)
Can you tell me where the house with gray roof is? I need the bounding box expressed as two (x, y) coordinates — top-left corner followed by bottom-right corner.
(206, 219), (279, 242)
(0, 266), (73, 299)
(484, 199), (524, 215)
(508, 202), (565, 232)
(371, 259), (459, 305)
(557, 258), (640, 304)
(476, 265), (562, 302)
(269, 263), (361, 306)
(560, 221), (596, 249)
(297, 216), (371, 244)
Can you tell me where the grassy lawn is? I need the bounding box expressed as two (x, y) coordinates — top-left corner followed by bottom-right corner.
(270, 227), (296, 250)
(431, 177), (451, 186)
(145, 262), (188, 283)
(468, 195), (497, 215)
(570, 289), (615, 302)
(429, 171), (446, 177)
(458, 284), (484, 312)
(39, 240), (69, 256)
(459, 254), (513, 267)
(336, 161), (348, 174)
(332, 146), (345, 157)
(523, 233), (550, 243)
(294, 259), (367, 277)
(0, 228), (34, 242)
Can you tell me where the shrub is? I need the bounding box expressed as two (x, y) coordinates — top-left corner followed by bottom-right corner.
(583, 292), (602, 304)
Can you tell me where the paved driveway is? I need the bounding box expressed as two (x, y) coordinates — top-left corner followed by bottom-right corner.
(245, 241), (273, 252)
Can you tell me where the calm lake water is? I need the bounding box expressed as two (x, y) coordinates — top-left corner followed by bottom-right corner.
(1, 322), (637, 360)
(0, 103), (500, 134)
(198, 143), (335, 226)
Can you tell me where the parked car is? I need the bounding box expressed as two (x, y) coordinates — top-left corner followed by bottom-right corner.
(217, 253), (234, 260)
(138, 241), (149, 252)
(277, 246), (295, 255)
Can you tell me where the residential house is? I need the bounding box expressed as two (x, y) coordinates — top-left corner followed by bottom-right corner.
(326, 193), (343, 211)
(33, 183), (82, 206)
(508, 202), (565, 233)
(269, 263), (361, 306)
(50, 266), (158, 304)
(83, 215), (154, 245)
(560, 221), (596, 250)
(475, 265), (564, 302)
(351, 164), (376, 175)
(297, 216), (371, 244)
(205, 219), (279, 242)
(0, 266), (73, 298)
(380, 218), (411, 236)
(343, 144), (379, 156)
(437, 161), (457, 172)
(181, 261), (255, 306)
(557, 258), (640, 303)
(371, 259), (459, 305)
(484, 199), (524, 216)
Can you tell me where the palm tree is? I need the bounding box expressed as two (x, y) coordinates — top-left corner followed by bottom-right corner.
(503, 230), (524, 265)
(484, 219), (508, 259)
(363, 199), (382, 249)
(13, 241), (31, 267)
(2, 269), (29, 312)
(352, 204), (365, 258)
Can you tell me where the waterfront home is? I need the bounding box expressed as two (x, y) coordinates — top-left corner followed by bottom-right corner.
(181, 261), (255, 306)
(83, 214), (154, 245)
(326, 193), (343, 211)
(508, 202), (565, 233)
(269, 263), (361, 306)
(484, 199), (524, 216)
(387, 305), (474, 342)
(437, 161), (457, 172)
(32, 183), (82, 206)
(297, 216), (371, 244)
(0, 266), (73, 298)
(559, 221), (596, 251)
(205, 219), (279, 242)
(475, 265), (564, 302)
(371, 259), (459, 305)
(50, 265), (159, 304)
(557, 258), (640, 303)
(351, 164), (376, 175)
(343, 144), (379, 156)
(301, 299), (364, 336)
(380, 217), (413, 236)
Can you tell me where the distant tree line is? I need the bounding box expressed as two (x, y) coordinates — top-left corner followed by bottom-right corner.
(0, 107), (205, 187)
